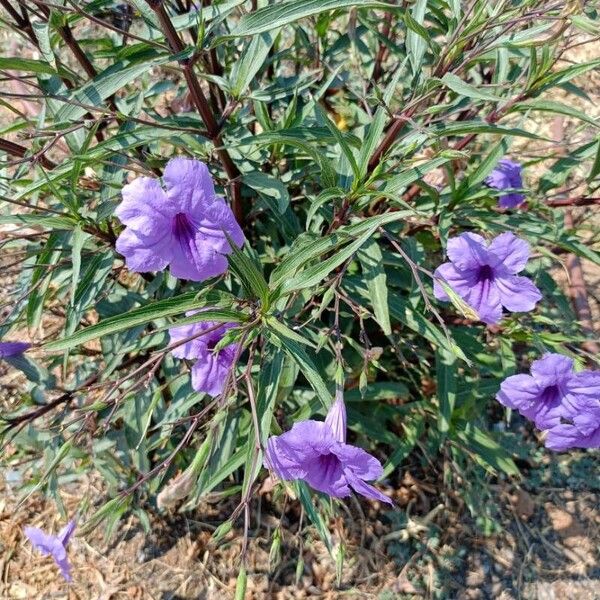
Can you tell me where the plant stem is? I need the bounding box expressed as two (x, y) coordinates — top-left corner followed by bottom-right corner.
(147, 0), (243, 221)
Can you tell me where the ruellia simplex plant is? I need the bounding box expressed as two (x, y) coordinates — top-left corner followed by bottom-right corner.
(0, 0), (599, 592)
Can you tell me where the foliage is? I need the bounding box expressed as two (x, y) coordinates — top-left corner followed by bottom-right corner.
(1, 0), (599, 576)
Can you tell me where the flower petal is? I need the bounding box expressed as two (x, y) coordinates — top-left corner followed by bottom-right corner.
(163, 157), (216, 214)
(304, 454), (350, 498)
(195, 200), (245, 253)
(265, 420), (333, 480)
(24, 527), (72, 582)
(495, 274), (542, 313)
(446, 233), (488, 270)
(498, 192), (525, 209)
(545, 423), (600, 451)
(496, 373), (540, 412)
(433, 262), (478, 301)
(191, 344), (237, 397)
(488, 232), (531, 274)
(345, 471), (392, 504)
(567, 370), (600, 402)
(115, 177), (174, 240)
(169, 233), (229, 281)
(115, 228), (172, 273)
(530, 353), (573, 380)
(24, 527), (56, 556)
(331, 443), (383, 481)
(572, 404), (600, 437)
(464, 279), (502, 324)
(58, 520), (76, 546)
(0, 341), (30, 358)
(168, 321), (208, 360)
(324, 392), (347, 443)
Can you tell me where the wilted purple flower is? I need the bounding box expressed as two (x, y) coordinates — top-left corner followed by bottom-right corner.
(265, 395), (391, 504)
(0, 341), (31, 358)
(485, 158), (525, 208)
(433, 232), (542, 324)
(24, 520), (76, 582)
(169, 312), (239, 397)
(115, 158), (244, 281)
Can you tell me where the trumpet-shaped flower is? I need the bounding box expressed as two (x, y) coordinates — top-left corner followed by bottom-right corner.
(169, 312), (239, 397)
(485, 158), (525, 208)
(24, 520), (76, 582)
(433, 232), (542, 324)
(115, 158), (244, 281)
(265, 395), (391, 504)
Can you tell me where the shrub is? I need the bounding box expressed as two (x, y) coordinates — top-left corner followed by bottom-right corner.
(1, 0), (599, 589)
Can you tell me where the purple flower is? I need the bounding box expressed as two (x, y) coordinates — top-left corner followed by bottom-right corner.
(0, 341), (31, 358)
(265, 395), (392, 504)
(24, 520), (76, 582)
(496, 353), (590, 429)
(115, 158), (244, 281)
(433, 232), (542, 324)
(169, 311), (239, 397)
(485, 158), (525, 208)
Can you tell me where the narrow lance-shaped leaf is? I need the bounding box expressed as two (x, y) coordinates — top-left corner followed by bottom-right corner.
(44, 291), (238, 352)
(436, 348), (457, 440)
(358, 239), (391, 335)
(221, 0), (399, 40)
(265, 319), (331, 410)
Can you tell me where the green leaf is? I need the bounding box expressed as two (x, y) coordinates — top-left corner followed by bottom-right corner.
(358, 239), (391, 335)
(0, 214), (76, 229)
(230, 30), (279, 98)
(235, 567), (247, 600)
(266, 322), (331, 410)
(406, 0), (428, 75)
(295, 481), (332, 552)
(382, 156), (451, 195)
(226, 239), (270, 308)
(382, 415), (424, 478)
(56, 56), (171, 122)
(357, 107), (387, 182)
(436, 348), (457, 440)
(510, 100), (600, 129)
(466, 137), (512, 187)
(70, 228), (89, 305)
(345, 381), (409, 402)
(457, 427), (520, 477)
(279, 212), (409, 294)
(0, 57), (58, 76)
(244, 171), (290, 214)
(315, 104), (360, 183)
(44, 292), (236, 352)
(441, 72), (501, 102)
(588, 139), (600, 182)
(234, 128), (339, 189)
(223, 0), (397, 40)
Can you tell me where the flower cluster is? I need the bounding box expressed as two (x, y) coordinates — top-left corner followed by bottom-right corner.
(497, 353), (600, 451)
